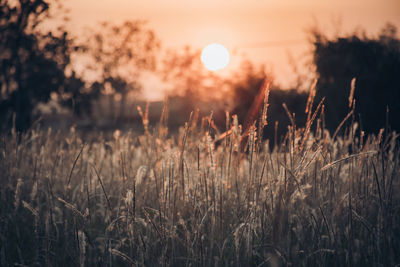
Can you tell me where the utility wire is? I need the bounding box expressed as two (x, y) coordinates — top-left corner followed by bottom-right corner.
(235, 39), (307, 48)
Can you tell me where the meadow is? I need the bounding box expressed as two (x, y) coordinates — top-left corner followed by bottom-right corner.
(1, 88), (399, 266)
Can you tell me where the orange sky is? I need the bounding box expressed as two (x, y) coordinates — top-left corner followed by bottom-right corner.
(64, 0), (400, 97)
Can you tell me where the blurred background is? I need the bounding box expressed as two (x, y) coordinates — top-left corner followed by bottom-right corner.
(1, 0), (400, 140)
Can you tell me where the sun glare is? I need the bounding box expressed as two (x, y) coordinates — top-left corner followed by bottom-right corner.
(201, 43), (230, 71)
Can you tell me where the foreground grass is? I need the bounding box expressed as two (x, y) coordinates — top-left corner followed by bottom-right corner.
(1, 100), (399, 266)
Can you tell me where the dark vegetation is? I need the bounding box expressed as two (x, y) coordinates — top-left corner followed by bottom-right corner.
(0, 0), (72, 131)
(1, 1), (400, 137)
(0, 0), (159, 132)
(312, 23), (400, 134)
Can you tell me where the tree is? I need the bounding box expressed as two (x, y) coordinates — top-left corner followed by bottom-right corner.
(0, 0), (79, 132)
(61, 71), (100, 117)
(83, 21), (160, 124)
(161, 46), (228, 127)
(229, 60), (308, 144)
(312, 23), (400, 133)
(161, 46), (229, 102)
(230, 60), (270, 125)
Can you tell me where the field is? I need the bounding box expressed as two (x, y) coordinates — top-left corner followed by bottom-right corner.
(1, 94), (399, 266)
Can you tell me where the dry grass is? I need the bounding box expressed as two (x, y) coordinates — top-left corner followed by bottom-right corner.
(1, 94), (399, 266)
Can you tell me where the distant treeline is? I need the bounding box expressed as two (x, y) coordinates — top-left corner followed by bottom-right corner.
(228, 23), (400, 141)
(1, 1), (400, 139)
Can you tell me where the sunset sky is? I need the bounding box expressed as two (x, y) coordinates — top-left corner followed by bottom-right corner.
(64, 0), (400, 96)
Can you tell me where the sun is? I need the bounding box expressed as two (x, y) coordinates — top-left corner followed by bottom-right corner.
(201, 43), (230, 71)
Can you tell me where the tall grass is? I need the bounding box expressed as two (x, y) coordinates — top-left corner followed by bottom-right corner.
(0, 90), (399, 266)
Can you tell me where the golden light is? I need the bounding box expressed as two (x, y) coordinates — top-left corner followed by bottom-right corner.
(201, 43), (230, 71)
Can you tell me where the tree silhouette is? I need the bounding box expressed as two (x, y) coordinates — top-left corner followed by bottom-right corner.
(83, 21), (160, 124)
(0, 0), (83, 132)
(161, 46), (228, 127)
(162, 46), (227, 100)
(312, 23), (400, 133)
(61, 71), (100, 117)
(229, 61), (308, 144)
(230, 60), (270, 125)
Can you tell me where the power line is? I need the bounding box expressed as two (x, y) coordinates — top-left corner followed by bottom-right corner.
(235, 39), (307, 48)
